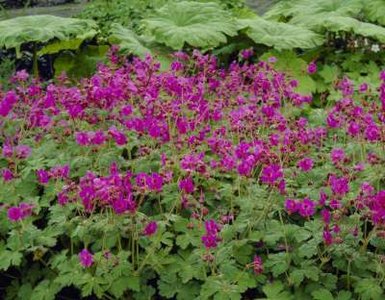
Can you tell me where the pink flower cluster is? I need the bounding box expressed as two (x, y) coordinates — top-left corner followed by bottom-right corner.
(36, 165), (70, 184)
(202, 219), (222, 249)
(7, 202), (34, 222)
(1, 49), (385, 263)
(2, 144), (31, 160)
(285, 198), (316, 217)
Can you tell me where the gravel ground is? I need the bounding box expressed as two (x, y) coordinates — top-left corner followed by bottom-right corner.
(0, 0), (87, 19)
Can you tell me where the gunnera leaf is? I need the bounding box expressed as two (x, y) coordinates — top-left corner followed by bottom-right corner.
(143, 1), (238, 50)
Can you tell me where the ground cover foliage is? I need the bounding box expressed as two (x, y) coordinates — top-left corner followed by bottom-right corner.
(0, 48), (385, 299)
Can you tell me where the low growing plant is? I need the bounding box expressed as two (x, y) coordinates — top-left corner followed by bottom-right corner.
(0, 49), (385, 299)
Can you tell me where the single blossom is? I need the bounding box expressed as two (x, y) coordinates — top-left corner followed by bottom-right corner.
(143, 221), (158, 236)
(285, 199), (298, 214)
(179, 177), (195, 194)
(298, 198), (316, 218)
(7, 206), (22, 222)
(36, 169), (50, 184)
(260, 164), (283, 185)
(307, 61), (317, 74)
(252, 255), (264, 275)
(2, 168), (13, 182)
(297, 157), (313, 172)
(329, 175), (350, 197)
(330, 148), (345, 164)
(79, 249), (94, 268)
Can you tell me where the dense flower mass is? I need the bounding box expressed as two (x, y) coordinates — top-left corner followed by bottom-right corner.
(1, 50), (385, 299)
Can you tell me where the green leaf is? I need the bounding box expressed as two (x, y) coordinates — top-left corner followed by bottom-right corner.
(54, 45), (108, 79)
(143, 1), (238, 50)
(267, 0), (362, 23)
(298, 238), (319, 258)
(80, 274), (108, 298)
(263, 281), (294, 300)
(0, 250), (22, 271)
(312, 288), (334, 300)
(201, 276), (245, 300)
(354, 279), (383, 300)
(0, 15), (97, 55)
(110, 24), (153, 57)
(260, 50), (316, 94)
(265, 252), (290, 277)
(364, 0), (385, 25)
(319, 65), (340, 84)
(238, 17), (324, 50)
(290, 269), (305, 286)
(336, 291), (353, 300)
(110, 275), (140, 298)
(38, 35), (94, 56)
(31, 280), (60, 300)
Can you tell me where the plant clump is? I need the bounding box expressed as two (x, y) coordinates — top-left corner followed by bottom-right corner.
(0, 49), (385, 299)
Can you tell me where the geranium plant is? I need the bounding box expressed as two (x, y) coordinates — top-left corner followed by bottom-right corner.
(0, 48), (385, 299)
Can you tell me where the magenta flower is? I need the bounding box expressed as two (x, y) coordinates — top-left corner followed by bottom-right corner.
(2, 168), (13, 182)
(285, 199), (298, 214)
(91, 130), (106, 145)
(240, 48), (254, 60)
(58, 192), (69, 206)
(120, 105), (133, 116)
(323, 229), (333, 246)
(331, 148), (345, 164)
(361, 182), (374, 195)
(329, 199), (342, 210)
(7, 202), (33, 222)
(297, 157), (313, 172)
(15, 145), (31, 159)
(2, 144), (13, 158)
(36, 169), (50, 184)
(179, 177), (195, 194)
(0, 91), (18, 117)
(237, 157), (255, 177)
(19, 202), (34, 218)
(143, 221), (158, 236)
(108, 126), (127, 146)
(79, 249), (94, 268)
(365, 124), (380, 142)
(319, 190), (328, 206)
(347, 122), (360, 136)
(298, 198), (316, 217)
(205, 219), (220, 235)
(50, 165), (70, 179)
(202, 219), (221, 249)
(260, 164), (283, 185)
(359, 83), (368, 93)
(147, 173), (163, 192)
(329, 175), (349, 197)
(252, 255), (264, 275)
(7, 206), (22, 222)
(112, 196), (136, 214)
(202, 234), (218, 249)
(320, 209), (331, 224)
(75, 132), (90, 146)
(307, 61), (317, 74)
(12, 70), (29, 82)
